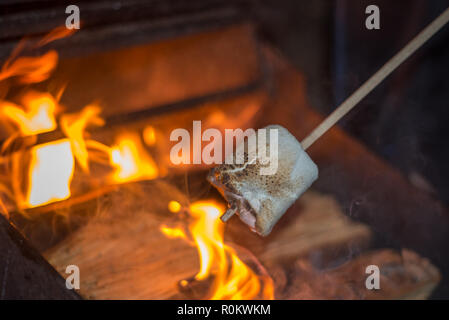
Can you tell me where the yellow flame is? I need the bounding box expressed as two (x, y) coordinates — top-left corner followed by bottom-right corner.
(26, 139), (74, 208)
(163, 200), (274, 300)
(160, 225), (187, 240)
(110, 133), (159, 183)
(1, 92), (57, 135)
(60, 104), (104, 172)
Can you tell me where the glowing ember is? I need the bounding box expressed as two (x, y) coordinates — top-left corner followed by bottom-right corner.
(26, 139), (74, 208)
(143, 126), (157, 146)
(168, 200), (181, 213)
(160, 225), (187, 240)
(110, 133), (159, 183)
(162, 200), (274, 300)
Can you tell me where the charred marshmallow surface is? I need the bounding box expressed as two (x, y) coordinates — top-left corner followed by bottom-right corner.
(208, 125), (318, 236)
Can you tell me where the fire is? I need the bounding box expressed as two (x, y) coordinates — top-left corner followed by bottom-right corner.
(161, 200), (274, 300)
(0, 90), (73, 208)
(0, 28), (165, 209)
(27, 140), (74, 208)
(38, 26), (76, 47)
(1, 92), (58, 135)
(60, 104), (104, 172)
(0, 50), (58, 84)
(0, 25), (274, 303)
(0, 26), (80, 209)
(110, 133), (159, 183)
(160, 225), (187, 240)
(0, 26), (161, 208)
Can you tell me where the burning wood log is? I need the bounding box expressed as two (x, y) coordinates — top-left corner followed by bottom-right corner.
(42, 178), (439, 300)
(44, 180), (196, 299)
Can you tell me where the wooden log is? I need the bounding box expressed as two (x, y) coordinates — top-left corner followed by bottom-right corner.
(226, 191), (372, 267)
(279, 249), (440, 300)
(44, 179), (440, 299)
(44, 180), (196, 299)
(44, 180), (373, 299)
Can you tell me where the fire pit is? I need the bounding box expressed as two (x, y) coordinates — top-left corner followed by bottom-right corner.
(0, 1), (448, 300)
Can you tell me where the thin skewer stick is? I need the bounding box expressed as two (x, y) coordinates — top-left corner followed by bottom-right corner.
(221, 204), (237, 222)
(301, 7), (449, 150)
(220, 8), (449, 223)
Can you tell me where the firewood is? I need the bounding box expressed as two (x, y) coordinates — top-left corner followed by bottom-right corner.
(280, 249), (441, 300)
(45, 180), (196, 299)
(44, 180), (373, 299)
(226, 191), (372, 266)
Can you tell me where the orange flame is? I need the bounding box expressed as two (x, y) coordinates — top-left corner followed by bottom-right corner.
(109, 132), (159, 183)
(0, 24), (75, 85)
(161, 200), (274, 300)
(1, 92), (58, 135)
(38, 26), (76, 47)
(0, 50), (58, 84)
(2, 90), (74, 208)
(60, 104), (104, 172)
(0, 27), (87, 210)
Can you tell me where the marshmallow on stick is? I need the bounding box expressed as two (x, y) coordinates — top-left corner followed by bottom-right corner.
(208, 7), (449, 236)
(208, 125), (318, 236)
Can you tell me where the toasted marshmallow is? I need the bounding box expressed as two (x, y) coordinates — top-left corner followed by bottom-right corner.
(208, 125), (318, 236)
